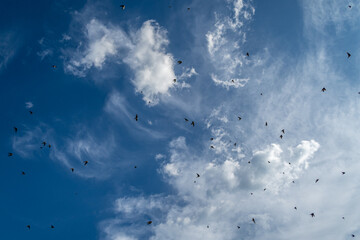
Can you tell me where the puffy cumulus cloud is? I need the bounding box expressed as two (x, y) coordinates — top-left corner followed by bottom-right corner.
(65, 19), (193, 106)
(102, 136), (321, 240)
(65, 19), (131, 77)
(206, 0), (256, 89)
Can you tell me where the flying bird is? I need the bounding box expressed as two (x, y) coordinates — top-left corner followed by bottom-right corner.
(14, 127), (17, 133)
(191, 121), (195, 127)
(207, 225), (209, 228)
(310, 213), (315, 217)
(347, 52), (351, 58)
(248, 161), (251, 164)
(246, 52), (250, 57)
(210, 137), (214, 141)
(294, 207), (297, 210)
(71, 168), (74, 172)
(22, 171), (26, 175)
(187, 8), (190, 10)
(268, 161), (270, 163)
(281, 129), (285, 134)
(342, 172), (345, 175)
(147, 221), (152, 225)
(210, 146), (214, 149)
(315, 179), (319, 183)
(265, 122), (268, 126)
(173, 79), (176, 83)
(8, 153), (13, 157)
(120, 4), (125, 9)
(134, 114), (138, 121)
(280, 135), (283, 139)
(238, 116), (242, 120)
(231, 79), (235, 83)
(352, 234), (355, 237)
(177, 60), (182, 64)
(250, 192), (253, 195)
(196, 173), (200, 178)
(84, 161), (88, 166)
(27, 225), (30, 230)
(29, 111), (33, 114)
(52, 65), (57, 68)
(50, 225), (55, 229)
(48, 144), (51, 148)
(234, 143), (237, 146)
(349, 5), (352, 8)
(321, 87), (326, 92)
(252, 218), (256, 224)
(237, 226), (240, 229)
(184, 118), (189, 122)
(42, 141), (46, 146)
(264, 188), (266, 191)
(134, 166), (137, 168)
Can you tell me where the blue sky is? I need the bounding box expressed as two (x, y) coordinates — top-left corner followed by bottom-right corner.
(1, 0), (360, 239)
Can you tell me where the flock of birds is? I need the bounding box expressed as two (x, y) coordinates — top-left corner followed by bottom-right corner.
(6, 2), (357, 238)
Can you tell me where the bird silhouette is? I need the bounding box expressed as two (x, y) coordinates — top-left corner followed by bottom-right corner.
(14, 127), (17, 133)
(196, 173), (200, 178)
(8, 153), (13, 157)
(22, 171), (26, 175)
(29, 111), (33, 114)
(191, 121), (195, 127)
(207, 225), (209, 228)
(84, 161), (88, 166)
(349, 5), (352, 8)
(321, 87), (326, 92)
(184, 118), (189, 122)
(248, 161), (251, 164)
(352, 234), (355, 237)
(280, 135), (283, 139)
(210, 146), (214, 149)
(342, 172), (345, 175)
(135, 114), (138, 121)
(231, 79), (235, 83)
(147, 221), (152, 225)
(265, 122), (268, 126)
(187, 7), (190, 10)
(27, 225), (30, 230)
(252, 218), (256, 224)
(268, 161), (270, 163)
(134, 166), (137, 168)
(347, 52), (351, 58)
(238, 116), (242, 120)
(246, 52), (250, 57)
(310, 213), (315, 217)
(234, 143), (237, 146)
(120, 4), (125, 9)
(50, 225), (55, 229)
(71, 168), (74, 172)
(177, 60), (182, 64)
(210, 137), (214, 141)
(237, 226), (240, 229)
(294, 207), (297, 210)
(173, 79), (176, 83)
(281, 129), (285, 134)
(48, 144), (51, 148)
(52, 65), (57, 68)
(42, 142), (46, 146)
(264, 188), (266, 191)
(315, 179), (319, 183)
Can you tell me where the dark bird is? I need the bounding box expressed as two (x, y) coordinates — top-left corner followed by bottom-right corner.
(191, 121), (195, 127)
(173, 79), (176, 83)
(27, 225), (30, 230)
(177, 60), (182, 64)
(187, 8), (190, 10)
(238, 116), (242, 120)
(184, 118), (189, 122)
(231, 79), (235, 83)
(147, 221), (152, 225)
(196, 173), (200, 178)
(292, 180), (295, 183)
(252, 218), (256, 224)
(42, 141), (46, 146)
(135, 114), (138, 121)
(349, 5), (352, 8)
(347, 52), (351, 58)
(84, 161), (88, 166)
(248, 161), (251, 164)
(315, 179), (319, 183)
(234, 143), (237, 146)
(321, 87), (326, 92)
(207, 225), (209, 228)
(265, 122), (268, 126)
(246, 52), (250, 57)
(134, 166), (137, 168)
(52, 65), (57, 68)
(8, 153), (13, 157)
(268, 161), (270, 163)
(294, 207), (297, 210)
(48, 144), (51, 148)
(310, 213), (315, 217)
(210, 146), (214, 149)
(289, 162), (291, 165)
(237, 226), (240, 229)
(342, 172), (345, 175)
(210, 137), (214, 141)
(22, 171), (25, 175)
(250, 192), (253, 195)
(352, 234), (355, 237)
(50, 225), (55, 229)
(264, 188), (266, 191)
(120, 4), (125, 9)
(281, 129), (285, 134)
(280, 135), (283, 139)
(71, 168), (74, 172)
(342, 217), (345, 219)
(14, 127), (18, 133)
(29, 111), (33, 115)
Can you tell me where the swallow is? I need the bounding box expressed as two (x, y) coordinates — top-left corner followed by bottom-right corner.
(238, 116), (242, 120)
(71, 168), (74, 172)
(147, 221), (152, 225)
(246, 52), (250, 57)
(191, 121), (195, 127)
(310, 213), (315, 217)
(14, 127), (18, 133)
(120, 4), (125, 9)
(347, 52), (351, 58)
(265, 122), (267, 126)
(196, 173), (200, 178)
(252, 218), (256, 224)
(281, 129), (285, 134)
(321, 87), (326, 92)
(135, 114), (138, 121)
(8, 153), (13, 157)
(280, 135), (283, 139)
(177, 60), (182, 64)
(184, 118), (189, 122)
(315, 179), (319, 183)
(84, 161), (88, 166)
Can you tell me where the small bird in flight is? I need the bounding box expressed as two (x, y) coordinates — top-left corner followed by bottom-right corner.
(252, 218), (256, 224)
(50, 225), (55, 229)
(27, 225), (31, 230)
(347, 52), (351, 58)
(238, 116), (242, 120)
(29, 111), (33, 115)
(52, 65), (57, 68)
(237, 226), (240, 229)
(210, 146), (214, 149)
(196, 173), (200, 178)
(265, 122), (268, 126)
(135, 114), (138, 121)
(294, 207), (297, 210)
(8, 153), (13, 157)
(177, 60), (182, 64)
(321, 87), (326, 92)
(187, 7), (190, 10)
(281, 129), (285, 134)
(84, 161), (88, 166)
(147, 221), (152, 225)
(310, 213), (315, 217)
(280, 135), (283, 139)
(349, 5), (352, 8)
(342, 172), (345, 175)
(315, 179), (319, 183)
(191, 121), (195, 127)
(352, 234), (355, 237)
(48, 144), (51, 148)
(42, 141), (46, 146)
(14, 127), (18, 133)
(22, 171), (26, 175)
(134, 166), (137, 168)
(246, 52), (250, 57)
(173, 79), (176, 83)
(71, 168), (74, 172)
(120, 4), (125, 9)
(210, 137), (214, 141)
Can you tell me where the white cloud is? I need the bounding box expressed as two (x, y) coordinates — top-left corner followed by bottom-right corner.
(25, 102), (33, 109)
(0, 32), (19, 72)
